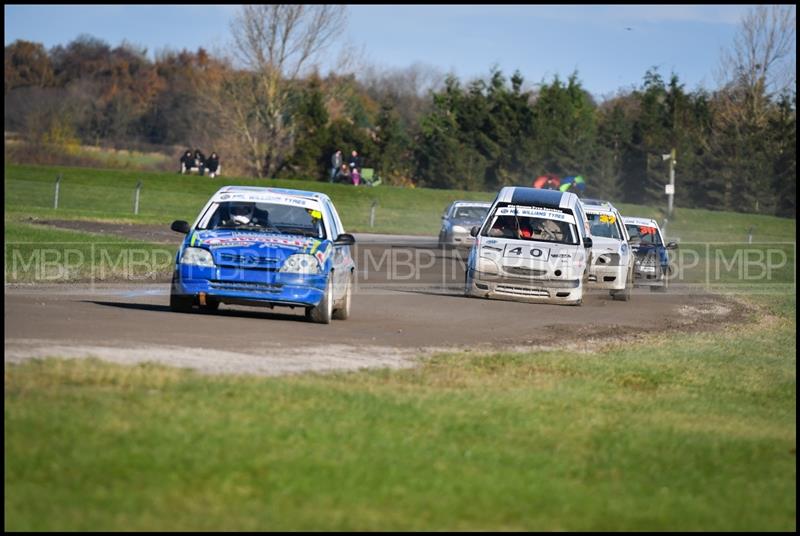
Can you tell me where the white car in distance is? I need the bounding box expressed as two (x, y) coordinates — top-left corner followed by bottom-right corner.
(581, 199), (634, 301)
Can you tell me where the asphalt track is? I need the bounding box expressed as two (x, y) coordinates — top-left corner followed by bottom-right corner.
(5, 227), (745, 375)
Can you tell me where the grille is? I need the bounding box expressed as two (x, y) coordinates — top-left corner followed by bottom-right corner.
(496, 285), (549, 297)
(209, 280), (283, 294)
(504, 266), (547, 277)
(216, 253), (281, 268)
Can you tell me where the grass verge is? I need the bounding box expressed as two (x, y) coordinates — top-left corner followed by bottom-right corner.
(4, 221), (174, 283)
(4, 294), (795, 531)
(5, 163), (796, 240)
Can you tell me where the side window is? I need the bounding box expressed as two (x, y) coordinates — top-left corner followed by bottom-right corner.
(573, 203), (589, 239)
(617, 213), (630, 241)
(324, 201), (343, 239)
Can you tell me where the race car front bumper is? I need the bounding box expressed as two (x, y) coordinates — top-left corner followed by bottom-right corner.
(587, 263), (628, 290)
(632, 264), (668, 287)
(467, 268), (583, 304)
(173, 264), (327, 308)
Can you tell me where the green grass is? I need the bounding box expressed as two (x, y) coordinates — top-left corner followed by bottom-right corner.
(6, 164), (795, 289)
(4, 295), (796, 531)
(4, 221), (174, 283)
(8, 163), (794, 240)
(4, 164), (493, 234)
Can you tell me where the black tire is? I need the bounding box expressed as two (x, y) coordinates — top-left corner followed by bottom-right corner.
(200, 299), (220, 312)
(169, 273), (194, 312)
(306, 277), (333, 324)
(464, 268), (474, 296)
(611, 265), (634, 301)
(332, 272), (353, 320)
(650, 266), (669, 292)
(170, 292), (194, 312)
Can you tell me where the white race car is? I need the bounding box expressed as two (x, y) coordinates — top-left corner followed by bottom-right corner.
(582, 199), (634, 301)
(466, 187), (593, 306)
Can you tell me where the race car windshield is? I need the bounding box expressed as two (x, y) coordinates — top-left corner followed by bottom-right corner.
(200, 201), (326, 239)
(453, 206), (489, 220)
(587, 213), (622, 240)
(484, 212), (578, 245)
(625, 224), (662, 246)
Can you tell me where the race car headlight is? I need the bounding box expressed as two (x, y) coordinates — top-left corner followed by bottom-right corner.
(180, 247), (215, 267)
(477, 257), (500, 275)
(452, 225), (468, 233)
(280, 254), (322, 274)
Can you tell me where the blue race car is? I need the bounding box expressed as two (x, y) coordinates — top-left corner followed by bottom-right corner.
(170, 186), (356, 323)
(622, 216), (678, 292)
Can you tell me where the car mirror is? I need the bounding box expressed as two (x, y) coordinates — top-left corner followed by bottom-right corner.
(334, 233), (356, 246)
(171, 220), (190, 234)
(666, 241), (678, 249)
(583, 236), (593, 248)
(470, 226), (480, 237)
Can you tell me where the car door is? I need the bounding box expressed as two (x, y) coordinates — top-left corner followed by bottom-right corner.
(324, 200), (352, 301)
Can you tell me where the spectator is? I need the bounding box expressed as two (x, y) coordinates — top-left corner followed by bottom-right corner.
(330, 149), (343, 183)
(334, 163), (351, 183)
(206, 152), (221, 178)
(348, 150), (361, 172)
(179, 150), (194, 174)
(351, 166), (361, 186)
(194, 149), (206, 176)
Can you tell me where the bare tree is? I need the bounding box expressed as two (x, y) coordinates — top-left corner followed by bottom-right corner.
(716, 5), (796, 126)
(209, 5), (346, 177)
(712, 5), (796, 212)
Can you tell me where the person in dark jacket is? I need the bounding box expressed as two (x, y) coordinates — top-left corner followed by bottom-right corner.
(194, 149), (206, 176)
(206, 152), (221, 178)
(180, 150), (194, 174)
(348, 150), (361, 172)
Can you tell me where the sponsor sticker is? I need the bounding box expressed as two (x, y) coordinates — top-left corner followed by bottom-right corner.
(496, 205), (576, 225)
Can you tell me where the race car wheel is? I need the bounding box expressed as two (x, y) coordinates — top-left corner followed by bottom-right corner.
(200, 299), (220, 312)
(464, 269), (474, 296)
(170, 273), (194, 313)
(611, 266), (633, 301)
(332, 272), (353, 320)
(650, 267), (669, 292)
(307, 277), (333, 324)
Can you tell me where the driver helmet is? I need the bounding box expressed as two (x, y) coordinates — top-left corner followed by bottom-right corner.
(230, 202), (254, 225)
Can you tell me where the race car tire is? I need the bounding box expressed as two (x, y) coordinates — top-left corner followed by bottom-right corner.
(170, 273), (194, 312)
(650, 268), (669, 292)
(464, 269), (474, 296)
(332, 272), (353, 320)
(200, 299), (220, 312)
(307, 277), (334, 324)
(611, 266), (634, 301)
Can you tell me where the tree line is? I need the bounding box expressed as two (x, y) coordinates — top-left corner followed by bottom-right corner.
(4, 5), (795, 217)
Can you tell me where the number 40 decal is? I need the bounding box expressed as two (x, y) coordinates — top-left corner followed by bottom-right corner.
(509, 247), (545, 257)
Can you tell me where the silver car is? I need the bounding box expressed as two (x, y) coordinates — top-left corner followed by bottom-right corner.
(438, 201), (491, 248)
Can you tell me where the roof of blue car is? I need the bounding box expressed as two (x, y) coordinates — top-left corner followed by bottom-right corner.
(216, 185), (330, 202)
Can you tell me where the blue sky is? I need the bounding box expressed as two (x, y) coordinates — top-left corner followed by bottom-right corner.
(4, 4), (763, 99)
